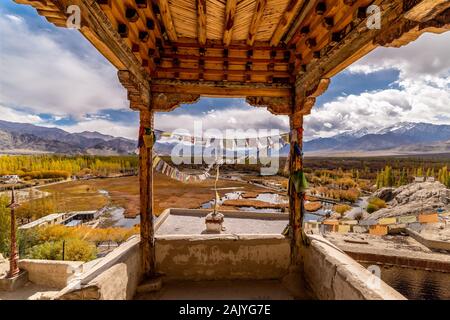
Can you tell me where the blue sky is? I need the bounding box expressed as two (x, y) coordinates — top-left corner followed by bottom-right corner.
(0, 1), (449, 140)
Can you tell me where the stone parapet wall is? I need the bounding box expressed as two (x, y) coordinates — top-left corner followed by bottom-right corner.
(18, 259), (83, 289)
(55, 236), (142, 300)
(406, 228), (450, 252)
(156, 234), (291, 281)
(303, 235), (406, 300)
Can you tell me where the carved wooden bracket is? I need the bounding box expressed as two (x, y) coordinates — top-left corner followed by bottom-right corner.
(245, 96), (292, 115)
(294, 78), (330, 116)
(152, 93), (200, 112)
(118, 70), (150, 111)
(375, 7), (450, 48)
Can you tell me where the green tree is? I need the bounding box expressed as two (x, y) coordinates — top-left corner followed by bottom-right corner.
(0, 196), (11, 256)
(398, 168), (408, 186)
(417, 167), (423, 177)
(383, 166), (394, 187)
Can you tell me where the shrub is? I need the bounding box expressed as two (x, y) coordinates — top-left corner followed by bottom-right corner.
(333, 204), (352, 215)
(369, 197), (386, 209)
(366, 203), (378, 214)
(29, 239), (96, 261)
(29, 241), (63, 260)
(64, 239), (97, 261)
(366, 197), (386, 214)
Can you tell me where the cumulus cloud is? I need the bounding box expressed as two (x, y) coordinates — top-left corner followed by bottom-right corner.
(303, 31), (450, 140)
(348, 32), (450, 80)
(0, 104), (45, 124)
(155, 107), (289, 135)
(57, 118), (139, 140)
(0, 13), (127, 118)
(305, 76), (450, 140)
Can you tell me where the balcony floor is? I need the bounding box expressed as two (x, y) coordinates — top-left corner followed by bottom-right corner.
(134, 279), (313, 300)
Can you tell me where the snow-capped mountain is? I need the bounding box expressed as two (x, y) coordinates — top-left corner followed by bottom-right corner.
(303, 122), (450, 154)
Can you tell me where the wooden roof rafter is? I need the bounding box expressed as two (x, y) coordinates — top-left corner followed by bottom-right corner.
(247, 0), (268, 46)
(153, 0), (178, 42)
(223, 0), (238, 47)
(197, 0), (208, 46)
(270, 0), (305, 46)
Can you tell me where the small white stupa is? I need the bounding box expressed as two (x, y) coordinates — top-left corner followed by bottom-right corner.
(205, 165), (224, 233)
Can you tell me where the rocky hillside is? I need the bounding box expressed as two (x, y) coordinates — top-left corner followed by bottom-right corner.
(364, 182), (449, 220)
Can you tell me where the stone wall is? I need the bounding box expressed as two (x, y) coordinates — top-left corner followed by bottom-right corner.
(18, 259), (83, 289)
(302, 235), (406, 300)
(406, 228), (450, 252)
(156, 234), (291, 281)
(55, 236), (142, 300)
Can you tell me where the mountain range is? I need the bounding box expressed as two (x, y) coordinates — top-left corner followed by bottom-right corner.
(302, 122), (450, 156)
(0, 120), (137, 155)
(0, 120), (448, 156)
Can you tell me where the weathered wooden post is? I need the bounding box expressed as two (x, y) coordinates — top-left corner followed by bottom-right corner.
(7, 187), (20, 278)
(139, 108), (155, 277)
(288, 111), (305, 265)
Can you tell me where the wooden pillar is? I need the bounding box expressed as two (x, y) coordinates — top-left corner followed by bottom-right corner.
(288, 111), (304, 265)
(139, 108), (155, 277)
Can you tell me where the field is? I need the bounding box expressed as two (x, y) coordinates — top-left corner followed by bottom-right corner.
(8, 154), (450, 223)
(34, 172), (272, 218)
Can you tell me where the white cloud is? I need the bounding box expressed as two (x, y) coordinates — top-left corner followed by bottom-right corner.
(0, 13), (127, 118)
(0, 104), (44, 124)
(155, 107), (289, 134)
(304, 31), (450, 140)
(348, 32), (450, 80)
(305, 77), (450, 140)
(58, 118), (138, 140)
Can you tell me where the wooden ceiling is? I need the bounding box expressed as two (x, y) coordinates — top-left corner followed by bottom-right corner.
(83, 0), (374, 84)
(13, 0), (450, 113)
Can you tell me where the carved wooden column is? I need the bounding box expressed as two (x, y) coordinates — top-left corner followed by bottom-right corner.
(139, 108), (155, 278)
(288, 111), (304, 265)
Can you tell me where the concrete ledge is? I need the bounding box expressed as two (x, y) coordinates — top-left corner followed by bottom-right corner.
(55, 236), (142, 300)
(406, 228), (450, 252)
(303, 235), (406, 300)
(19, 259), (83, 289)
(156, 233), (287, 241)
(0, 270), (28, 291)
(168, 208), (289, 220)
(338, 245), (450, 273)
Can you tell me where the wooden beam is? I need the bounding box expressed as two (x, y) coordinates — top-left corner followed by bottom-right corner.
(155, 67), (290, 78)
(270, 0), (305, 46)
(197, 0), (207, 46)
(223, 0), (237, 47)
(155, 0), (178, 41)
(247, 0), (267, 46)
(404, 0), (450, 22)
(151, 80), (292, 97)
(139, 109), (155, 278)
(160, 53), (288, 64)
(288, 110), (304, 265)
(295, 0), (393, 92)
(162, 40), (288, 51)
